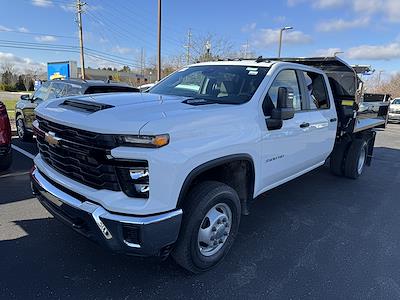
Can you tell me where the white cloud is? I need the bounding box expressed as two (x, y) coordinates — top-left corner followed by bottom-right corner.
(312, 0), (344, 9)
(347, 43), (400, 60)
(241, 23), (257, 33)
(289, 0), (400, 23)
(0, 52), (46, 73)
(18, 27), (29, 33)
(112, 46), (133, 55)
(60, 4), (75, 12)
(252, 28), (312, 48)
(317, 17), (370, 32)
(34, 35), (57, 42)
(288, 0), (343, 8)
(32, 0), (53, 7)
(314, 48), (343, 57)
(0, 25), (11, 32)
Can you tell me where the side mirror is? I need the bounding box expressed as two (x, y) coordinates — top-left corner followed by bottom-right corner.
(20, 94), (31, 101)
(266, 87), (295, 130)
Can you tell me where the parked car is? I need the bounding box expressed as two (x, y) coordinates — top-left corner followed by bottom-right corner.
(389, 98), (400, 123)
(0, 101), (12, 171)
(138, 83), (155, 92)
(31, 57), (388, 273)
(15, 79), (139, 141)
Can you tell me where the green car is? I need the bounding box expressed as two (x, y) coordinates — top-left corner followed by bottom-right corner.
(15, 79), (139, 141)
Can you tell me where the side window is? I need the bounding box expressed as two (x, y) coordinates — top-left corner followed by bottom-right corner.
(48, 82), (65, 99)
(263, 70), (301, 116)
(63, 83), (84, 96)
(303, 72), (330, 109)
(32, 82), (51, 101)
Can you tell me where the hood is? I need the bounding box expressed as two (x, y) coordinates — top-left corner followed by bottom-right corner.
(35, 92), (234, 135)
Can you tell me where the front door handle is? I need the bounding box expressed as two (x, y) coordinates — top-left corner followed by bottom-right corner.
(330, 118), (337, 122)
(300, 122), (310, 128)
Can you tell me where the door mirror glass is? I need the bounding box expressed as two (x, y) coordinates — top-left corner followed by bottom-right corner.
(20, 94), (31, 101)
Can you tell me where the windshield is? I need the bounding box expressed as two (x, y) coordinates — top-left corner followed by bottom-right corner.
(149, 65), (269, 104)
(393, 99), (400, 105)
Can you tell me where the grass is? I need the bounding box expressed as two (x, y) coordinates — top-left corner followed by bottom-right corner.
(2, 99), (17, 116)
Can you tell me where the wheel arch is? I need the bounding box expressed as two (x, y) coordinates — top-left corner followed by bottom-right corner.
(177, 154), (256, 215)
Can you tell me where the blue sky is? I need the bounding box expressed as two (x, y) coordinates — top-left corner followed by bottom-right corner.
(0, 0), (399, 80)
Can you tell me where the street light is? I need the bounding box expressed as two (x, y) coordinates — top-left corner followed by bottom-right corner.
(278, 26), (293, 58)
(333, 51), (344, 57)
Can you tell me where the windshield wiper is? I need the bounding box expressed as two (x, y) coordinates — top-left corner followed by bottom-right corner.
(182, 97), (239, 105)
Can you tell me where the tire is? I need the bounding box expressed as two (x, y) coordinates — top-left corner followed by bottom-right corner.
(344, 139), (368, 179)
(172, 181), (241, 273)
(16, 116), (33, 142)
(0, 150), (12, 171)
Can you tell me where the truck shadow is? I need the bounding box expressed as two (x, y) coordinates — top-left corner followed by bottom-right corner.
(1, 146), (400, 299)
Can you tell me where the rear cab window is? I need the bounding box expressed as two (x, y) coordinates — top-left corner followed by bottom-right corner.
(302, 71), (330, 110)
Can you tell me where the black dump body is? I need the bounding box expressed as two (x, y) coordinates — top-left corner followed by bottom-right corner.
(266, 57), (389, 133)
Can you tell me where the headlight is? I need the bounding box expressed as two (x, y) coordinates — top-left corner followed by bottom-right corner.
(116, 162), (149, 198)
(119, 134), (169, 148)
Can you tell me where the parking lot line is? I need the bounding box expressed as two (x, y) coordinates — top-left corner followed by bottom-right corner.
(0, 171), (30, 179)
(11, 145), (36, 160)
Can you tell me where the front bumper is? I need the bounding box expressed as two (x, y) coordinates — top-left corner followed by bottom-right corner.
(30, 166), (182, 257)
(388, 113), (400, 121)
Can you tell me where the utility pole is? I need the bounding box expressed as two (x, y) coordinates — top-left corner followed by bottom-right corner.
(140, 47), (144, 78)
(157, 0), (162, 81)
(184, 28), (192, 65)
(76, 0), (86, 79)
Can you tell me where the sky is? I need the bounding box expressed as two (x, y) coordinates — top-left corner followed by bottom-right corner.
(0, 0), (399, 80)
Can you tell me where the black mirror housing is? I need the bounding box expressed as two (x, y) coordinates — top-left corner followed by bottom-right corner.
(266, 87), (295, 130)
(277, 87), (295, 120)
(20, 94), (31, 101)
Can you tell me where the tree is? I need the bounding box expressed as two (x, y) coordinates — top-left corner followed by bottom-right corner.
(1, 62), (16, 87)
(23, 70), (34, 91)
(190, 33), (235, 62)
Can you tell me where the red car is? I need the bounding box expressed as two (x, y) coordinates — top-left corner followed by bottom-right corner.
(0, 101), (12, 170)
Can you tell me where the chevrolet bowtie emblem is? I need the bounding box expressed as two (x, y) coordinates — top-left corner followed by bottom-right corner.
(45, 131), (61, 146)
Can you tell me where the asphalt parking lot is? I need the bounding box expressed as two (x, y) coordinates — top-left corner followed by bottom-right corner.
(1, 124), (400, 299)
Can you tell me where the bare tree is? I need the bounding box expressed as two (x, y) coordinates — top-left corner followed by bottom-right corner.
(1, 61), (16, 86)
(23, 69), (34, 91)
(365, 73), (400, 98)
(190, 33), (235, 62)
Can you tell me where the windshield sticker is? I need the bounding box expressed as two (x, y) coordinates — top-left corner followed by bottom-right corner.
(248, 71), (259, 75)
(246, 67), (258, 71)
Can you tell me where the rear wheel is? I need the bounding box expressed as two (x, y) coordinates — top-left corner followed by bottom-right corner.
(344, 139), (368, 179)
(16, 116), (33, 142)
(172, 181), (241, 273)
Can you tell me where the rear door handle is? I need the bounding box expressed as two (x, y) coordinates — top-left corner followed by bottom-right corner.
(330, 118), (337, 122)
(300, 122), (310, 128)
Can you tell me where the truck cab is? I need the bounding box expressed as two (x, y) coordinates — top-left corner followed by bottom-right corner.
(30, 58), (386, 273)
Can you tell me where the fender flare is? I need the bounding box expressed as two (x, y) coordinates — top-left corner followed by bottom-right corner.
(176, 154), (256, 209)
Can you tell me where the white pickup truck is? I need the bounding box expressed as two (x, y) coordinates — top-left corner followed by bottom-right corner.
(30, 57), (388, 273)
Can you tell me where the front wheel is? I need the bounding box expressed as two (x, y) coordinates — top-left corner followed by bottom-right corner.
(172, 181), (241, 273)
(16, 116), (33, 142)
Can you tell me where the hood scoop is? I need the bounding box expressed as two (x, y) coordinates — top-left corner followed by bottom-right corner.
(60, 99), (114, 113)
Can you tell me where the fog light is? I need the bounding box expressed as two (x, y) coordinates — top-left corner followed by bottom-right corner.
(116, 163), (149, 198)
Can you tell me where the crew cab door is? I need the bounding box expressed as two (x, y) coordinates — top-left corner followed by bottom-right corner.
(259, 68), (336, 190)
